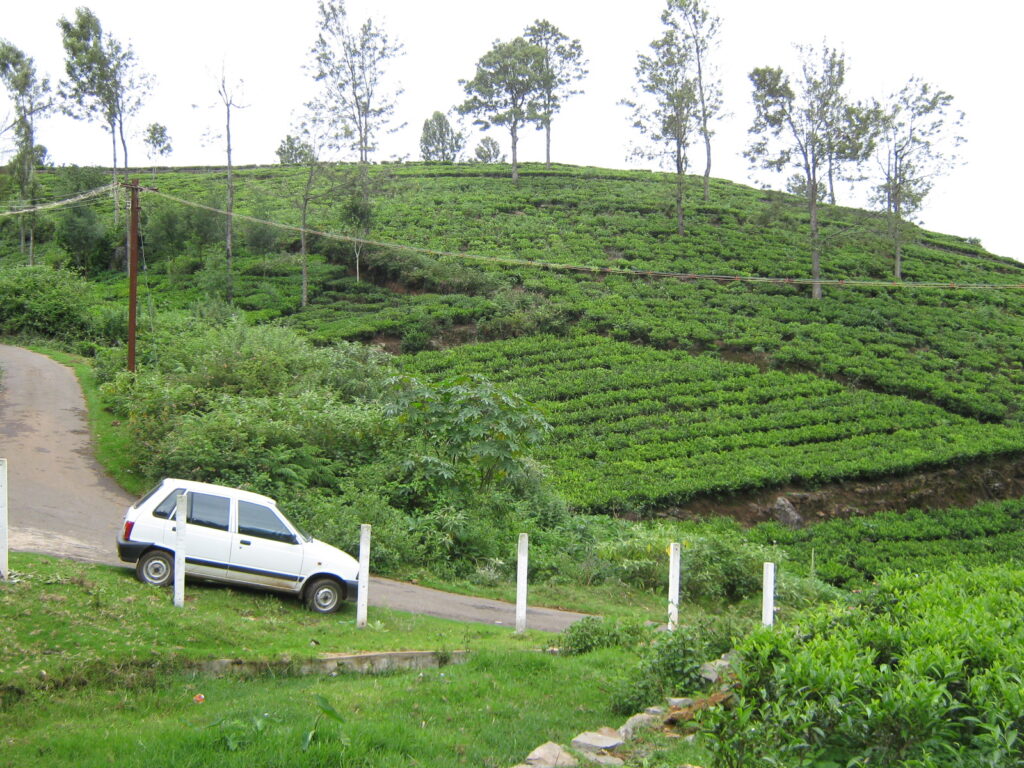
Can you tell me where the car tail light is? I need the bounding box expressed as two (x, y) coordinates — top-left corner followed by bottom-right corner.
(122, 520), (135, 540)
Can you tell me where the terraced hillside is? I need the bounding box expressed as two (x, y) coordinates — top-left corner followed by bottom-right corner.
(30, 162), (1024, 516)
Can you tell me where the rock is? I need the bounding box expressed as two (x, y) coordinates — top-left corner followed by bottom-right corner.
(698, 656), (733, 684)
(771, 496), (804, 528)
(571, 731), (624, 753)
(666, 697), (695, 708)
(644, 706), (666, 716)
(618, 712), (659, 740)
(579, 753), (625, 766)
(525, 742), (578, 766)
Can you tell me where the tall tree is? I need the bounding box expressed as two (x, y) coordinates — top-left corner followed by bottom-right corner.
(474, 136), (504, 163)
(311, 0), (404, 163)
(419, 111), (464, 162)
(286, 100), (342, 305)
(746, 45), (869, 299)
(665, 0), (722, 202)
(872, 78), (963, 280)
(459, 37), (545, 183)
(57, 7), (150, 214)
(622, 22), (699, 236)
(523, 19), (587, 169)
(217, 71), (245, 303)
(143, 122), (171, 177)
(0, 40), (51, 262)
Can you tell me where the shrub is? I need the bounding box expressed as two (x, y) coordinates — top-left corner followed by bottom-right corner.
(0, 265), (93, 340)
(700, 567), (1024, 767)
(610, 612), (751, 715)
(559, 616), (653, 656)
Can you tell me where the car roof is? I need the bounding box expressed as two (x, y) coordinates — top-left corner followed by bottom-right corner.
(161, 478), (278, 507)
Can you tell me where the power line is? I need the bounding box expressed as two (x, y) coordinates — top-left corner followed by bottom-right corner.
(0, 184), (115, 217)
(146, 188), (1024, 293)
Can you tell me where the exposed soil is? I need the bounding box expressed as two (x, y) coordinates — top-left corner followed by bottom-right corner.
(660, 453), (1024, 526)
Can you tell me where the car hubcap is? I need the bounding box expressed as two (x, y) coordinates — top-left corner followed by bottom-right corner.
(313, 586), (337, 611)
(146, 559), (169, 582)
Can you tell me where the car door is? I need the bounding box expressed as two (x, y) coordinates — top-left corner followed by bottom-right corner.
(229, 499), (305, 591)
(177, 490), (234, 581)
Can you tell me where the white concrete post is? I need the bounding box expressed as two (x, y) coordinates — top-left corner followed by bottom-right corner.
(667, 542), (680, 631)
(0, 458), (8, 582)
(173, 492), (187, 607)
(515, 533), (529, 634)
(762, 561), (776, 627)
(357, 523), (370, 628)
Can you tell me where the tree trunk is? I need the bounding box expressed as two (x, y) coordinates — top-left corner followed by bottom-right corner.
(675, 140), (685, 237)
(809, 180), (822, 300)
(225, 100), (234, 303)
(110, 126), (119, 224)
(300, 197), (309, 307)
(510, 124), (519, 184)
(545, 121), (551, 170)
(695, 53), (711, 203)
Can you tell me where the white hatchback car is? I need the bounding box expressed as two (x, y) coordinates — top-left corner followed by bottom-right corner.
(117, 478), (359, 613)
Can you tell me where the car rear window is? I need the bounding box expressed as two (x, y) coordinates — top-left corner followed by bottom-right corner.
(153, 489), (186, 519)
(188, 492), (231, 531)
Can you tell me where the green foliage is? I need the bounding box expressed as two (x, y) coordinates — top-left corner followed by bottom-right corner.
(700, 567), (1024, 766)
(419, 111), (464, 162)
(612, 612), (750, 715)
(386, 373), (552, 493)
(750, 499), (1024, 588)
(0, 265), (93, 339)
(558, 616), (653, 656)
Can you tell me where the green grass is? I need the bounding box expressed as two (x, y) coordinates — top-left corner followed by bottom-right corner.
(0, 552), (652, 767)
(1, 649), (636, 768)
(0, 553), (554, 703)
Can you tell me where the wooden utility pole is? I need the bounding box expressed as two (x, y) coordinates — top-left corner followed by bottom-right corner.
(127, 179), (140, 372)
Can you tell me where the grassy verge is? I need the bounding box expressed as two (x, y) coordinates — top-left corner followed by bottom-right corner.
(1, 552), (654, 768)
(0, 553), (550, 702)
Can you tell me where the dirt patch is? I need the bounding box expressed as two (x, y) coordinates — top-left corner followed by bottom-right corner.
(657, 453), (1024, 525)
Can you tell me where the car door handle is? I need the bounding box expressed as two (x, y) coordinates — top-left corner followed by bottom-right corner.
(240, 540), (252, 546)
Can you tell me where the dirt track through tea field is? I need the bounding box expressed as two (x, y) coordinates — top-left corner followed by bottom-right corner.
(0, 344), (587, 632)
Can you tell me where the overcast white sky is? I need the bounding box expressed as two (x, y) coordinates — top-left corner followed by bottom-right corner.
(3, 0), (1019, 260)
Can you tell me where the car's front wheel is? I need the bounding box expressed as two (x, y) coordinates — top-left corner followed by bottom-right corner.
(136, 549), (173, 587)
(305, 577), (343, 613)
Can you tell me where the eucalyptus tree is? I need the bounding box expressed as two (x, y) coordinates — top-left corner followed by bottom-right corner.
(872, 78), (963, 279)
(474, 136), (504, 163)
(666, 0), (722, 202)
(419, 111), (464, 162)
(746, 45), (870, 299)
(285, 101), (341, 304)
(523, 19), (587, 169)
(216, 72), (244, 303)
(0, 39), (51, 261)
(460, 37), (546, 183)
(143, 122), (171, 176)
(311, 0), (404, 163)
(57, 7), (150, 214)
(622, 21), (700, 236)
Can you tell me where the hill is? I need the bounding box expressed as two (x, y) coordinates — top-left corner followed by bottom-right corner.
(8, 161), (1024, 523)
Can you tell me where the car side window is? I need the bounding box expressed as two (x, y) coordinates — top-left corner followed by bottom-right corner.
(188, 492), (231, 531)
(237, 501), (295, 543)
(153, 489), (186, 519)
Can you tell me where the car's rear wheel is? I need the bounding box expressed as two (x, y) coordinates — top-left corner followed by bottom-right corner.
(305, 577), (343, 613)
(136, 549), (173, 587)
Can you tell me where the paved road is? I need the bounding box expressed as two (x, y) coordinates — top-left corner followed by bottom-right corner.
(0, 344), (588, 632)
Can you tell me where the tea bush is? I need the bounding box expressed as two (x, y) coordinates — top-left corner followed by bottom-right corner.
(700, 567), (1024, 767)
